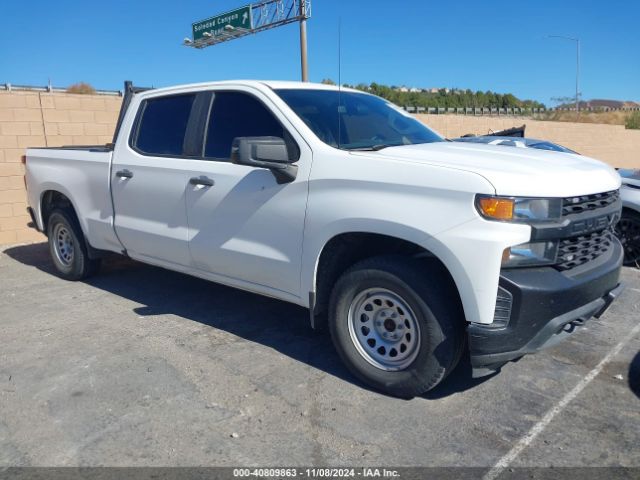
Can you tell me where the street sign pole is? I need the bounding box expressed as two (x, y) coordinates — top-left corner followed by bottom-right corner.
(186, 0), (312, 81)
(299, 0), (308, 82)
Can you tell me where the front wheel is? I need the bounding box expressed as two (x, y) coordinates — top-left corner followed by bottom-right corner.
(329, 256), (464, 398)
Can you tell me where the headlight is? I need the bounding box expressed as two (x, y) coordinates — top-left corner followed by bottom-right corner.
(476, 195), (562, 222)
(502, 241), (559, 268)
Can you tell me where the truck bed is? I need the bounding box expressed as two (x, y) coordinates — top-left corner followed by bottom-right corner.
(25, 146), (122, 253)
(31, 144), (113, 152)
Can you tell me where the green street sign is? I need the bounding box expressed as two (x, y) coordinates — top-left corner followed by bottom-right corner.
(192, 5), (253, 41)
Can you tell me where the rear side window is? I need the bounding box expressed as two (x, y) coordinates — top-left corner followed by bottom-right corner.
(134, 94), (196, 156)
(205, 91), (285, 160)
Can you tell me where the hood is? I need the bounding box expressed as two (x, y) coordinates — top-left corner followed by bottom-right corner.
(618, 169), (640, 188)
(362, 141), (621, 197)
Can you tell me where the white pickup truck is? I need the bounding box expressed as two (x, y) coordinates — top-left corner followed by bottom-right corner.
(25, 80), (624, 397)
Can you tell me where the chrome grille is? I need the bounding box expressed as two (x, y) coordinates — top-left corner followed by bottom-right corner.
(556, 230), (614, 271)
(562, 190), (619, 216)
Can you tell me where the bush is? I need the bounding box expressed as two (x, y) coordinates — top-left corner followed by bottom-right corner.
(66, 82), (96, 95)
(626, 111), (640, 129)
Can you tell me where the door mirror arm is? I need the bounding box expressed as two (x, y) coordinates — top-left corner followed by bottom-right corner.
(231, 136), (298, 184)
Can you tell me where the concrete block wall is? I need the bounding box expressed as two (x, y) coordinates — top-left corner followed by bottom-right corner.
(0, 91), (122, 245)
(0, 89), (638, 248)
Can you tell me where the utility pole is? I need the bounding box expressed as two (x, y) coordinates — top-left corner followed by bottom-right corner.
(548, 35), (580, 118)
(299, 0), (309, 82)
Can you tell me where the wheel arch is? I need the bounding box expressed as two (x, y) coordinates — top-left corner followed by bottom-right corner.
(308, 229), (467, 330)
(39, 187), (83, 234)
(622, 205), (640, 216)
(39, 187), (104, 260)
(618, 206), (640, 266)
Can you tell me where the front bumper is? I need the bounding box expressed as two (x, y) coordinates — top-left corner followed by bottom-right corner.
(469, 237), (624, 370)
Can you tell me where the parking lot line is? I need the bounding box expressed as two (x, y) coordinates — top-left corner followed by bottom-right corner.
(483, 320), (640, 480)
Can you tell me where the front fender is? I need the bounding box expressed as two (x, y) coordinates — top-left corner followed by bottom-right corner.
(302, 217), (530, 326)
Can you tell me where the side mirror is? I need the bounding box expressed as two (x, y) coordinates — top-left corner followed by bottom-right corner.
(231, 136), (298, 184)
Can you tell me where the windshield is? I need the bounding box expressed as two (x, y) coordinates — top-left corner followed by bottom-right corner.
(275, 89), (443, 150)
(526, 141), (576, 154)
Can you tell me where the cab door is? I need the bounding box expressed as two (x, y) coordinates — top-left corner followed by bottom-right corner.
(111, 92), (203, 267)
(184, 88), (311, 297)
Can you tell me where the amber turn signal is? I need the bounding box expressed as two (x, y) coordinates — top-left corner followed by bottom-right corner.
(477, 197), (514, 220)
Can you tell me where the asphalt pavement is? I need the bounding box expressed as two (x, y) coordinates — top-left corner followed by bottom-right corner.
(0, 242), (638, 472)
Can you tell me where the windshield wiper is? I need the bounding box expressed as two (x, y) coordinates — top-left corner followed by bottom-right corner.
(347, 140), (444, 151)
(347, 144), (395, 151)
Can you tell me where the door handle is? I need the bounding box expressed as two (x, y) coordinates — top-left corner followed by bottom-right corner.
(116, 169), (133, 179)
(189, 176), (214, 187)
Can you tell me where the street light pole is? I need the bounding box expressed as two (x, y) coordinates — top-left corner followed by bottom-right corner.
(299, 0), (309, 82)
(548, 35), (580, 118)
(576, 38), (580, 117)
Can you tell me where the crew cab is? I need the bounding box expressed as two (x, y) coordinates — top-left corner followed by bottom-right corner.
(24, 80), (624, 397)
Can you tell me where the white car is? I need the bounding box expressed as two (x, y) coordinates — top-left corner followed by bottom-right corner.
(454, 135), (578, 154)
(24, 81), (623, 397)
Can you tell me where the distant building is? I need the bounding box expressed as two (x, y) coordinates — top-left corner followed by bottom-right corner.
(393, 86), (455, 94)
(425, 87), (450, 94)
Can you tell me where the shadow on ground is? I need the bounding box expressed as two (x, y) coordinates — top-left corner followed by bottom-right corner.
(4, 242), (491, 399)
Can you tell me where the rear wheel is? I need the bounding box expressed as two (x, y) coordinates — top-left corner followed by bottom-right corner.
(329, 256), (464, 398)
(47, 209), (100, 280)
(615, 210), (640, 266)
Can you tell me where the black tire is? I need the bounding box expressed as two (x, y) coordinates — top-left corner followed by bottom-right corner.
(47, 209), (100, 280)
(615, 209), (640, 267)
(328, 255), (464, 398)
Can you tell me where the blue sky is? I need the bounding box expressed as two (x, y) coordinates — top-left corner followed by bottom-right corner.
(1, 0), (638, 104)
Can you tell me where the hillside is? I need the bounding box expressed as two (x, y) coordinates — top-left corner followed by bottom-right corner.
(323, 81), (546, 109)
(537, 110), (631, 125)
(555, 99), (640, 110)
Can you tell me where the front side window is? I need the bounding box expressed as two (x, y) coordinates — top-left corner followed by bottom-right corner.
(205, 91), (285, 160)
(275, 89), (443, 151)
(134, 94), (196, 156)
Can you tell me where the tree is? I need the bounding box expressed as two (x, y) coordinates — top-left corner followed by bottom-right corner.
(341, 82), (545, 109)
(626, 112), (640, 130)
(66, 82), (96, 94)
